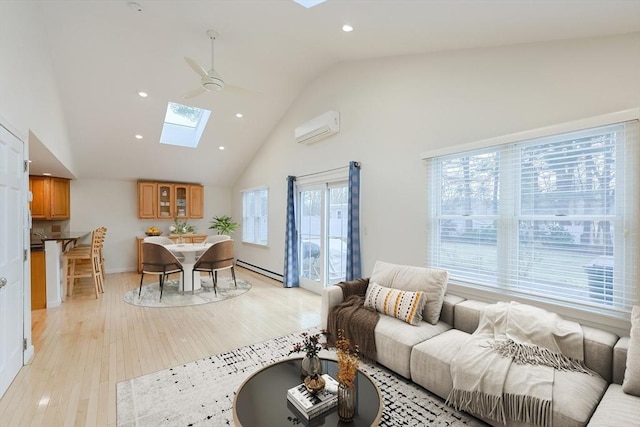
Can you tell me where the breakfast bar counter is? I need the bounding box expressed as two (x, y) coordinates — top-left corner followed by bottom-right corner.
(35, 232), (90, 306)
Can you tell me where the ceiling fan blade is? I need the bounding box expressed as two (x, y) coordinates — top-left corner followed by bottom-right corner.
(184, 57), (208, 78)
(183, 87), (208, 99)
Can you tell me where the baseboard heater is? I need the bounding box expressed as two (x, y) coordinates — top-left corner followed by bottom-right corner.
(236, 259), (283, 283)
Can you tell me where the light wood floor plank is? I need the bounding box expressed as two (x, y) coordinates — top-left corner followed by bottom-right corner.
(0, 267), (320, 426)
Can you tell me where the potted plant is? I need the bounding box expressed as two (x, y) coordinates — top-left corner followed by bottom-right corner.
(209, 215), (239, 235)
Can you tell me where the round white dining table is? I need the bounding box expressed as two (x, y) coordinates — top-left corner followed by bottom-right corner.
(164, 243), (212, 292)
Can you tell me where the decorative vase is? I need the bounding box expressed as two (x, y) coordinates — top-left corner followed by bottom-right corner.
(177, 235), (184, 245)
(337, 381), (356, 422)
(300, 355), (322, 377)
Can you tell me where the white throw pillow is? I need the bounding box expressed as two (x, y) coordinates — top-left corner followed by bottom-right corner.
(364, 282), (426, 326)
(369, 261), (449, 325)
(622, 305), (640, 397)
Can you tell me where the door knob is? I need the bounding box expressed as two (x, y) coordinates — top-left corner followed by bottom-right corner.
(0, 277), (7, 289)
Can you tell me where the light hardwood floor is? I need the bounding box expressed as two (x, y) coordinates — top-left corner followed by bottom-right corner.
(0, 268), (321, 426)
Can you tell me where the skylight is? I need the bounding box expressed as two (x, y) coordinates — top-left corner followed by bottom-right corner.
(292, 0), (326, 8)
(159, 102), (211, 148)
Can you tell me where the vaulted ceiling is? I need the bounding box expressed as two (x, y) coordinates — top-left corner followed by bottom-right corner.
(28, 0), (640, 185)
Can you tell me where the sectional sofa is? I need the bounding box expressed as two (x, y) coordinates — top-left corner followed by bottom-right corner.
(320, 261), (639, 427)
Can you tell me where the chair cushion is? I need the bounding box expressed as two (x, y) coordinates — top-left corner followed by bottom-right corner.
(364, 282), (426, 325)
(370, 261), (448, 325)
(622, 305), (640, 396)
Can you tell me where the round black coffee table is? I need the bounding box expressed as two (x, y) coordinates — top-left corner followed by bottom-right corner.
(233, 358), (383, 426)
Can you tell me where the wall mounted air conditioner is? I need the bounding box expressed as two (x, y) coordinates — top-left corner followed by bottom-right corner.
(295, 110), (340, 144)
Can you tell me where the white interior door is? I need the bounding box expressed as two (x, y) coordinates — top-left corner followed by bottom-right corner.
(0, 126), (25, 398)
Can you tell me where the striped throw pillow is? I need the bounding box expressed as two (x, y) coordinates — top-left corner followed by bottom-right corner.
(364, 282), (426, 326)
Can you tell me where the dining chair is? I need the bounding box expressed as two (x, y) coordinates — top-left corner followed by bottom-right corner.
(196, 234), (230, 257)
(143, 235), (185, 261)
(63, 227), (106, 299)
(204, 234), (231, 244)
(192, 239), (236, 295)
(140, 242), (184, 301)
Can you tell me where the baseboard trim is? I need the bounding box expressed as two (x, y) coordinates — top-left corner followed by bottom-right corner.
(236, 260), (283, 283)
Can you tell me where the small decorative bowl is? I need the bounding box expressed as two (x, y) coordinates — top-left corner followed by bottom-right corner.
(304, 374), (325, 394)
(145, 231), (162, 236)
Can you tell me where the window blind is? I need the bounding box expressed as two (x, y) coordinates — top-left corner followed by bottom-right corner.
(427, 120), (639, 314)
(242, 188), (268, 245)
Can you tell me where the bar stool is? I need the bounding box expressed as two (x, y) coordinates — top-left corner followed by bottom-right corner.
(63, 227), (105, 298)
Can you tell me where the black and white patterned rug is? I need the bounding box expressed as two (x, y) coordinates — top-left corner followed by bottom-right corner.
(122, 277), (251, 308)
(116, 328), (486, 426)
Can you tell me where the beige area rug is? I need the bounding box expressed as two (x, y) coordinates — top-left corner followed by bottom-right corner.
(122, 276), (251, 308)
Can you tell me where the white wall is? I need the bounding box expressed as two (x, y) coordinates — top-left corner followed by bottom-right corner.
(70, 179), (231, 272)
(232, 33), (640, 280)
(0, 1), (75, 173)
(0, 0), (77, 363)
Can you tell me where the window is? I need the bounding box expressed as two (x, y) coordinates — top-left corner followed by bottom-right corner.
(427, 120), (639, 315)
(159, 102), (211, 148)
(242, 188), (268, 245)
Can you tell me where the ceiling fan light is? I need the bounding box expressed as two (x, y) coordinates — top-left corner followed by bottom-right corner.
(203, 76), (225, 91)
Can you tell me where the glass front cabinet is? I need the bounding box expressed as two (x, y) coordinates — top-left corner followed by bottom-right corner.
(137, 181), (203, 219)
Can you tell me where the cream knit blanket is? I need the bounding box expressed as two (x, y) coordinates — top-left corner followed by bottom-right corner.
(446, 301), (590, 427)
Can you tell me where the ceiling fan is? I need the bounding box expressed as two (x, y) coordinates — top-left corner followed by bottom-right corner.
(183, 30), (225, 99)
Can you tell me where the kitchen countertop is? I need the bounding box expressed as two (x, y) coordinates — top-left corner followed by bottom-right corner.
(31, 231), (90, 251)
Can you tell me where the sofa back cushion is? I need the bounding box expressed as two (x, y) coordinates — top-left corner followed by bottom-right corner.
(370, 261), (448, 325)
(622, 305), (640, 396)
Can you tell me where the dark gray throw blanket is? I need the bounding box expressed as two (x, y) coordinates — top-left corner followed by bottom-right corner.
(327, 278), (379, 360)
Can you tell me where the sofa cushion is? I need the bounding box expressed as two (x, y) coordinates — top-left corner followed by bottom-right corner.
(370, 261), (448, 325)
(582, 326), (618, 383)
(622, 305), (640, 396)
(364, 282), (426, 325)
(374, 314), (451, 379)
(588, 383), (640, 427)
(411, 329), (469, 399)
(411, 329), (607, 427)
(613, 337), (630, 385)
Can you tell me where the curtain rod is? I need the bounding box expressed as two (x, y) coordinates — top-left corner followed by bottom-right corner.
(288, 161), (360, 181)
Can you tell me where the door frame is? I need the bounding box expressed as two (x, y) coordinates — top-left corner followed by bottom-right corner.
(295, 167), (349, 294)
(1, 119), (34, 386)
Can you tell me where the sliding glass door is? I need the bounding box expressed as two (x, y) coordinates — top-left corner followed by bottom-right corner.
(298, 182), (348, 292)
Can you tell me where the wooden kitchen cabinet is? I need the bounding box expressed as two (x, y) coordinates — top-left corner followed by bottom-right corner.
(138, 181), (157, 219)
(50, 178), (70, 219)
(137, 180), (203, 219)
(188, 185), (204, 219)
(29, 176), (70, 220)
(30, 250), (46, 310)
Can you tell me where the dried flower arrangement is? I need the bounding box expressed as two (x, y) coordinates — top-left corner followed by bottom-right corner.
(335, 329), (359, 388)
(289, 331), (325, 358)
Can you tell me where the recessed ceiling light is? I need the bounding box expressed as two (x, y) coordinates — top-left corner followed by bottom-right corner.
(42, 172), (52, 176)
(342, 24), (354, 32)
(219, 146), (225, 150)
(235, 113), (243, 118)
(135, 134), (143, 140)
(138, 91), (148, 98)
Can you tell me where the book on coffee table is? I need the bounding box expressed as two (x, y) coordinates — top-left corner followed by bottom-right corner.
(286, 374), (339, 419)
